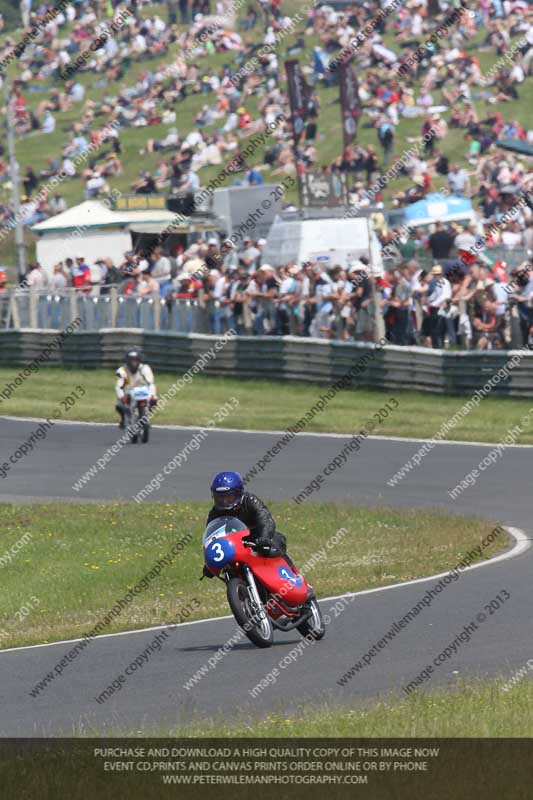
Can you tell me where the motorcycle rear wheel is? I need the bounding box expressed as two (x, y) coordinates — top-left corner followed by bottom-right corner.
(227, 577), (273, 648)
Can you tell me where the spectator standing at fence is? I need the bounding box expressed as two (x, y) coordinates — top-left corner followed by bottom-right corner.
(472, 298), (499, 350)
(151, 247), (172, 293)
(205, 239), (222, 271)
(492, 274), (511, 347)
(506, 266), (533, 346)
(238, 238), (261, 272)
(405, 259), (425, 343)
(100, 258), (123, 294)
(424, 265), (451, 349)
(291, 264), (309, 337)
(173, 272), (200, 300)
(277, 264), (299, 335)
(219, 240), (239, 272)
(388, 266), (413, 346)
(203, 269), (225, 335)
(254, 264), (279, 335)
(309, 266), (336, 339)
(255, 238), (268, 268)
(216, 269), (237, 334)
(51, 263), (69, 289)
(244, 270), (260, 333)
(231, 269), (253, 335)
(25, 263), (47, 289)
(348, 261), (373, 343)
(133, 271), (159, 297)
(120, 251), (139, 279)
(72, 255), (91, 291)
(89, 259), (107, 289)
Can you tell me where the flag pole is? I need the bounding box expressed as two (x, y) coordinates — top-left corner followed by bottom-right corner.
(1, 69), (26, 284)
(284, 59), (306, 211)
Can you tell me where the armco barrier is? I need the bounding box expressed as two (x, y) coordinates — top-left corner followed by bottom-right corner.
(0, 330), (533, 397)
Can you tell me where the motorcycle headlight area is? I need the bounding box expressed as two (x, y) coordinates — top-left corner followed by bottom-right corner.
(204, 538), (236, 568)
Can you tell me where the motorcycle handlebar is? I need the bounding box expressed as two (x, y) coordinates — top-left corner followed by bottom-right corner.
(243, 538), (271, 553)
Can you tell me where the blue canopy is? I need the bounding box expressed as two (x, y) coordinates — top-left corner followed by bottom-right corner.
(403, 193), (474, 225)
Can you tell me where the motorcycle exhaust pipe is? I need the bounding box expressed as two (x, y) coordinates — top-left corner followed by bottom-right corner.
(272, 608), (312, 632)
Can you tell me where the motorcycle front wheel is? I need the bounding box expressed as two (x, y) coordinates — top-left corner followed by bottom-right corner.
(227, 577), (273, 648)
(140, 406), (149, 443)
(129, 423), (138, 444)
(296, 598), (326, 640)
(124, 409), (138, 444)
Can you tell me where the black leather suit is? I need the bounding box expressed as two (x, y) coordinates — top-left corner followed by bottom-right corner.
(207, 492), (289, 559)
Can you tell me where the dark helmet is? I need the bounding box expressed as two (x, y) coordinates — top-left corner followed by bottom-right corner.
(125, 349), (142, 374)
(210, 471), (244, 511)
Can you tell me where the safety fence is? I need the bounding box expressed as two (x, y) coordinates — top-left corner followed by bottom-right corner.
(1, 289), (206, 333)
(1, 329), (533, 397)
(0, 289), (326, 338)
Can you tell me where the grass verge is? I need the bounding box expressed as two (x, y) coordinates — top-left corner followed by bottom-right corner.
(1, 367), (533, 443)
(0, 501), (508, 649)
(152, 680), (533, 737)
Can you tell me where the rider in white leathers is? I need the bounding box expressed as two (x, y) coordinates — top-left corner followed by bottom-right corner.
(115, 349), (157, 429)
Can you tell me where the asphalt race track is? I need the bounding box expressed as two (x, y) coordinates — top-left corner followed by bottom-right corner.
(1, 416), (532, 736)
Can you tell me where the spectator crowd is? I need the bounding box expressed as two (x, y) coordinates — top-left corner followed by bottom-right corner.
(0, 0), (532, 351)
(2, 0), (531, 230)
(17, 198), (533, 350)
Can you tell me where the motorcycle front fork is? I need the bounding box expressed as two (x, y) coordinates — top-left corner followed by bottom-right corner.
(242, 566), (269, 625)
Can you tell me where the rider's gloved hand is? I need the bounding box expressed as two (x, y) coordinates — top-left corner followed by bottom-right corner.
(255, 537), (271, 555)
(202, 565), (214, 579)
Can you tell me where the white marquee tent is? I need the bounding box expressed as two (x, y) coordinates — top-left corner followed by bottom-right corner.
(31, 200), (180, 275)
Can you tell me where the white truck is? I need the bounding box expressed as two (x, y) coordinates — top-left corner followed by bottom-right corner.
(262, 212), (384, 275)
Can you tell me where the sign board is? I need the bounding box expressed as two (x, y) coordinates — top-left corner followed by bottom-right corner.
(300, 172), (348, 208)
(114, 195), (167, 211)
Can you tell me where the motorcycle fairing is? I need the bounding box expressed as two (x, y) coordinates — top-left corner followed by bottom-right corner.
(251, 557), (308, 606)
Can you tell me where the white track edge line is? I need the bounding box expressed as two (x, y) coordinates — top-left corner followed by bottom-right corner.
(2, 415), (533, 450)
(0, 526), (528, 657)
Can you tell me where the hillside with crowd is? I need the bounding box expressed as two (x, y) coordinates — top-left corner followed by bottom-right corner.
(0, 0), (531, 349)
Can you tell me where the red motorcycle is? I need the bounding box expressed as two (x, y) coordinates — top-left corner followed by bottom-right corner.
(202, 516), (325, 648)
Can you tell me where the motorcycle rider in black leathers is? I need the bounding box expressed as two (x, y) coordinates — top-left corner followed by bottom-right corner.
(203, 470), (300, 577)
